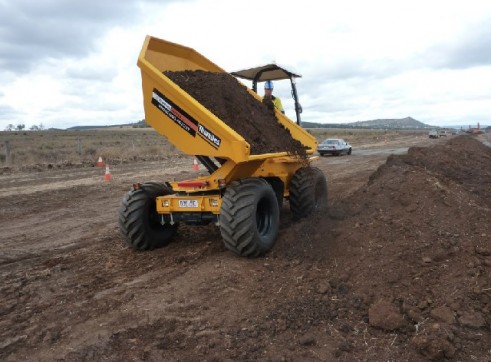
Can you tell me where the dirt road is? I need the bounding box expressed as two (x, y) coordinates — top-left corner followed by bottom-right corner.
(1, 134), (489, 362)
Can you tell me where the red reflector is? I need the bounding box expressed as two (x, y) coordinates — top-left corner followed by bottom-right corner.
(177, 181), (208, 188)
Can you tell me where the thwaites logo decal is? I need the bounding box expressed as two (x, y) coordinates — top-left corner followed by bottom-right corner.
(151, 88), (221, 149)
(198, 123), (221, 148)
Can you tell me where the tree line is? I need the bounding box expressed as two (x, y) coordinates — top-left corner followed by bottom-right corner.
(4, 123), (45, 131)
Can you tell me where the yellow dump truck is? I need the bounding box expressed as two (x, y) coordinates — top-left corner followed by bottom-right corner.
(118, 36), (328, 257)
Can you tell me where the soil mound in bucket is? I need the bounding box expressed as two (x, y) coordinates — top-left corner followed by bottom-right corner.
(164, 70), (307, 158)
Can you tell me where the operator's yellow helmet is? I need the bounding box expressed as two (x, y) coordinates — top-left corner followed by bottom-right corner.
(264, 80), (274, 89)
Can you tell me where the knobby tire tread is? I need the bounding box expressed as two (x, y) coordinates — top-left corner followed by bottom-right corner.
(118, 182), (177, 250)
(220, 178), (279, 257)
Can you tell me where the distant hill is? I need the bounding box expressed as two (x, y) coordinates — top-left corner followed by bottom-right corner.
(303, 117), (434, 129)
(348, 117), (432, 128)
(68, 120), (148, 130)
(65, 117), (440, 131)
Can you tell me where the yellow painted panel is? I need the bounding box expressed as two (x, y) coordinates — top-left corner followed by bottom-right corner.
(138, 35), (317, 164)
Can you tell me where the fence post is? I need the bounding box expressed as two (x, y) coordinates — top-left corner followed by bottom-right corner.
(4, 140), (10, 164)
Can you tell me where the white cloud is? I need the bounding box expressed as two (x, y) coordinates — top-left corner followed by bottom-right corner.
(1, 0), (491, 130)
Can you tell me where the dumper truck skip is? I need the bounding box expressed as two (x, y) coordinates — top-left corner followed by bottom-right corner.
(118, 36), (328, 257)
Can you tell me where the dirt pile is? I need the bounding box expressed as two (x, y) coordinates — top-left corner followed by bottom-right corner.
(1, 134), (489, 362)
(277, 135), (490, 360)
(164, 70), (307, 157)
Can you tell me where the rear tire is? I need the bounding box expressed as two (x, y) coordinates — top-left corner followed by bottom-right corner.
(220, 178), (279, 257)
(118, 182), (178, 250)
(289, 167), (328, 220)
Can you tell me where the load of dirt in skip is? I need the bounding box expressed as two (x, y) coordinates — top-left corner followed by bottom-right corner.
(275, 136), (490, 361)
(164, 70), (307, 157)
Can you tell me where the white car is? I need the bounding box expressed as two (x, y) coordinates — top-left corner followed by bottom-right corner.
(317, 138), (352, 156)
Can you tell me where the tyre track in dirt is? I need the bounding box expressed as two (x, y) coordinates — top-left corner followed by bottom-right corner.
(1, 141), (405, 361)
(0, 160), (199, 264)
(2, 135), (487, 362)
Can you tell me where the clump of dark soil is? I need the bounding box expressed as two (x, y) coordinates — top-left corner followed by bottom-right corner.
(1, 135), (489, 362)
(277, 135), (490, 360)
(164, 70), (307, 157)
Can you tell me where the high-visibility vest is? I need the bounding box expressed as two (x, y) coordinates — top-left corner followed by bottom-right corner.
(272, 96), (284, 114)
(262, 95), (285, 114)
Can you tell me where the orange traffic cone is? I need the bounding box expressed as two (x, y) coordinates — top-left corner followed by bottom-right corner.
(193, 158), (199, 171)
(97, 156), (104, 167)
(104, 164), (112, 181)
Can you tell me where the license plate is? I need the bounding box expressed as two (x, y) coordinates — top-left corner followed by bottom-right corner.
(178, 200), (199, 208)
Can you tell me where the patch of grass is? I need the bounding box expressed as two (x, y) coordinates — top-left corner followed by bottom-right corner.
(0, 128), (182, 168)
(0, 127), (430, 169)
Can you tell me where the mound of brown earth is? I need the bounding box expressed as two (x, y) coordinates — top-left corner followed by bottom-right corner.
(276, 135), (490, 360)
(163, 70), (307, 157)
(1, 134), (489, 362)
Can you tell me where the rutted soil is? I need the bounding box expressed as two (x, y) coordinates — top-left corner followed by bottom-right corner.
(0, 134), (490, 362)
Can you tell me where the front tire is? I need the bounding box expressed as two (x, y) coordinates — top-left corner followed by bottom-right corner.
(220, 178), (280, 257)
(118, 182), (178, 250)
(289, 167), (328, 220)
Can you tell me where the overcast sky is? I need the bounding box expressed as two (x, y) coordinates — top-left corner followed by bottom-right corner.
(1, 0), (491, 130)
